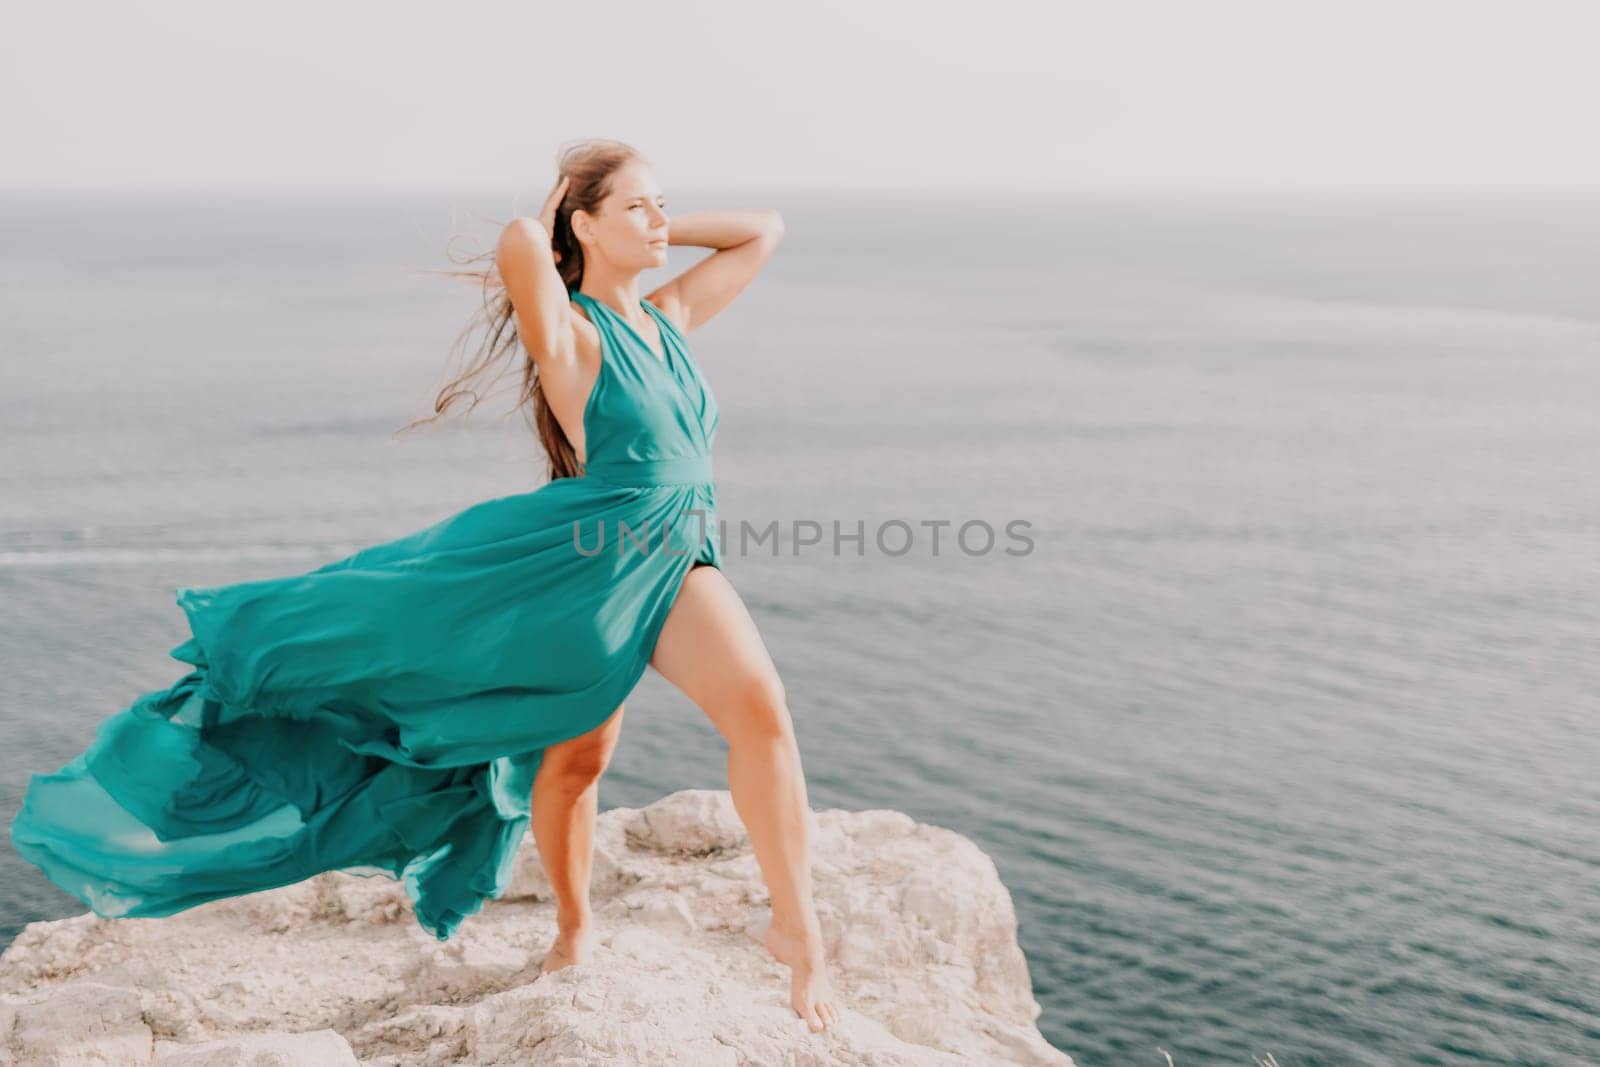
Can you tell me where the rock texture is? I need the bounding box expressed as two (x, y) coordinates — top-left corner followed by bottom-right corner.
(0, 789), (1073, 1066)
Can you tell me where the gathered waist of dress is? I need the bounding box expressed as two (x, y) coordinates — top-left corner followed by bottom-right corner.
(581, 454), (715, 488)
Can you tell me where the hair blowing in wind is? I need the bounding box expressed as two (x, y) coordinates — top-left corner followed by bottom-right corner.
(394, 138), (647, 482)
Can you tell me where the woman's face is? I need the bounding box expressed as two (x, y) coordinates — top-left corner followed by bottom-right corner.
(577, 161), (669, 269)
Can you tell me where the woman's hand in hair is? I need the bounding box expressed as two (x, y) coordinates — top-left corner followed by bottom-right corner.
(537, 175), (571, 263)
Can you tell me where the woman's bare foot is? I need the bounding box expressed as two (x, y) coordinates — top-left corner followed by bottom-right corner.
(538, 923), (595, 976)
(762, 916), (841, 1032)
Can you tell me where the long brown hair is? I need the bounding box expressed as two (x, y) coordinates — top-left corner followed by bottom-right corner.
(393, 138), (646, 481)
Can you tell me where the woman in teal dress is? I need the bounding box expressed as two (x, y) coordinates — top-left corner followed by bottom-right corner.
(9, 139), (840, 1033)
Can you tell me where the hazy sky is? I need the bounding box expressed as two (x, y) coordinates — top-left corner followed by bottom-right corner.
(3, 0), (1597, 192)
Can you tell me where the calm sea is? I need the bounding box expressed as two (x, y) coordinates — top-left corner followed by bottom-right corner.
(1, 187), (1595, 1065)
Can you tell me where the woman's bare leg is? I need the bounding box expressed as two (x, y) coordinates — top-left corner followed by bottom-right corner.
(649, 563), (840, 1032)
(530, 701), (626, 975)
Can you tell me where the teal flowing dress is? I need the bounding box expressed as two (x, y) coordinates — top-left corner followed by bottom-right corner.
(10, 291), (722, 941)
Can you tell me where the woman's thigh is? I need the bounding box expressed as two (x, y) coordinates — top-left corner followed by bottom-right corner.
(649, 564), (787, 740)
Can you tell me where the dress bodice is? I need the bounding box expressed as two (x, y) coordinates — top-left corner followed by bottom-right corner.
(567, 292), (720, 488)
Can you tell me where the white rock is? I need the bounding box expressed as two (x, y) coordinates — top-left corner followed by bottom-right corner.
(153, 1028), (359, 1065)
(623, 788), (749, 854)
(2, 981), (151, 1065)
(0, 790), (1073, 1066)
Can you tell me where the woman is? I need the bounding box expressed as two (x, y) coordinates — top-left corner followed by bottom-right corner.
(10, 139), (839, 1033)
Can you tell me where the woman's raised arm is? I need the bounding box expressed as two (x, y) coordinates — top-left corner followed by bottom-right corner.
(496, 175), (577, 369)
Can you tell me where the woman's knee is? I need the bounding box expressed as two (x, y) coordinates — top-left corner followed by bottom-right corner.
(727, 672), (793, 744)
(539, 707), (624, 788)
(540, 745), (611, 788)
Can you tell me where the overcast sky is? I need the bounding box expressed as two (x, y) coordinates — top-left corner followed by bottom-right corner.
(3, 0), (1597, 193)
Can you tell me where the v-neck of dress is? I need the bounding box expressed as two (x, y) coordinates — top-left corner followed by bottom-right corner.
(577, 293), (669, 368)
